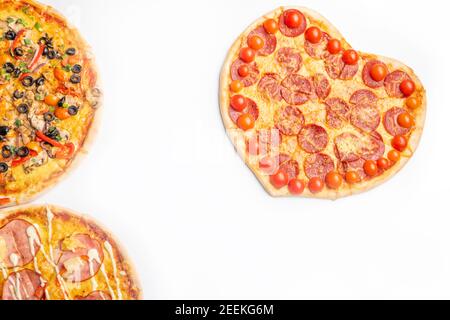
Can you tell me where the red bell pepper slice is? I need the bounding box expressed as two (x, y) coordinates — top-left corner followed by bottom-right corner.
(35, 131), (64, 148)
(55, 142), (75, 160)
(11, 150), (38, 168)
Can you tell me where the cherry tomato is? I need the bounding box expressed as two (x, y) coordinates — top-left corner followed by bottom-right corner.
(288, 179), (305, 195)
(263, 19), (279, 34)
(397, 112), (414, 128)
(230, 95), (247, 112)
(342, 49), (359, 65)
(400, 79), (415, 97)
(327, 39), (342, 54)
(237, 113), (255, 131)
(44, 94), (59, 107)
(240, 47), (255, 63)
(54, 107), (71, 120)
(406, 97), (420, 110)
(248, 35), (264, 50)
(392, 135), (408, 152)
(238, 64), (249, 77)
(270, 170), (288, 189)
(370, 63), (388, 82)
(363, 160), (378, 177)
(325, 171), (343, 190)
(388, 150), (401, 163)
(54, 68), (67, 82)
(308, 177), (324, 194)
(230, 80), (243, 93)
(377, 158), (390, 170)
(284, 10), (304, 29)
(345, 171), (361, 184)
(305, 27), (322, 44)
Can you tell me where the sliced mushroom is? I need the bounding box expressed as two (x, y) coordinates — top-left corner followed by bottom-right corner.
(86, 87), (102, 109)
(23, 151), (48, 174)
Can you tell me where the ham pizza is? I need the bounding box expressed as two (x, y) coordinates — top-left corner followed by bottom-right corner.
(219, 6), (426, 199)
(0, 0), (102, 207)
(0, 205), (141, 300)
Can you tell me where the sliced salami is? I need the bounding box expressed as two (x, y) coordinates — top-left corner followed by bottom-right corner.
(325, 98), (350, 129)
(229, 98), (259, 124)
(304, 32), (330, 59)
(258, 73), (282, 101)
(280, 74), (313, 105)
(230, 59), (259, 87)
(0, 219), (41, 268)
(350, 104), (380, 132)
(342, 158), (367, 180)
(248, 26), (277, 56)
(75, 291), (112, 300)
(360, 132), (385, 161)
(383, 107), (411, 136)
(274, 105), (305, 136)
(55, 234), (104, 282)
(298, 124), (329, 153)
(313, 73), (331, 100)
(350, 89), (378, 106)
(384, 70), (412, 98)
(2, 269), (46, 300)
(304, 153), (335, 180)
(334, 132), (361, 162)
(278, 9), (307, 37)
(362, 60), (387, 88)
(276, 47), (302, 75)
(280, 159), (300, 181)
(324, 52), (358, 80)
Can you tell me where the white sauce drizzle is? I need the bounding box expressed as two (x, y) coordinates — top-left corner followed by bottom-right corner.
(8, 253), (21, 300)
(104, 241), (122, 300)
(99, 263), (116, 300)
(88, 248), (101, 291)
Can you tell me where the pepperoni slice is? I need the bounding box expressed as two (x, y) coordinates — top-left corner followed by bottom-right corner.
(276, 47), (302, 75)
(230, 59), (259, 87)
(334, 132), (361, 162)
(298, 124), (329, 153)
(313, 73), (331, 100)
(55, 234), (104, 283)
(280, 158), (300, 181)
(274, 105), (305, 136)
(324, 53), (358, 80)
(350, 104), (380, 132)
(280, 74), (313, 105)
(0, 220), (41, 268)
(279, 9), (307, 37)
(325, 98), (350, 129)
(362, 60), (387, 88)
(384, 70), (412, 98)
(360, 132), (385, 161)
(342, 158), (367, 180)
(350, 89), (378, 106)
(383, 107), (411, 136)
(2, 269), (46, 300)
(258, 73), (282, 101)
(75, 291), (112, 300)
(248, 26), (277, 56)
(229, 98), (259, 124)
(304, 32), (330, 59)
(304, 153), (335, 180)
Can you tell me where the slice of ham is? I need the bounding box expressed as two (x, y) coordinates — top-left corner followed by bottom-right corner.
(55, 234), (104, 283)
(2, 269), (46, 300)
(248, 26), (277, 56)
(75, 291), (112, 300)
(0, 219), (41, 268)
(230, 59), (259, 87)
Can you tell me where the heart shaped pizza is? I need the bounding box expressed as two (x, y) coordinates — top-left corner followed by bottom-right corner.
(219, 6), (426, 199)
(0, 205), (141, 300)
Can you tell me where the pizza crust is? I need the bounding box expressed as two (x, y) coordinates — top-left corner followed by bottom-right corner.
(0, 0), (103, 207)
(0, 204), (142, 300)
(219, 6), (427, 200)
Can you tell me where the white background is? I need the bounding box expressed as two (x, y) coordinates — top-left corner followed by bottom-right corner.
(38, 0), (450, 299)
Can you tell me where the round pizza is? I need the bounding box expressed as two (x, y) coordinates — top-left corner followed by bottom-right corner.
(0, 0), (102, 207)
(0, 205), (141, 300)
(219, 6), (426, 199)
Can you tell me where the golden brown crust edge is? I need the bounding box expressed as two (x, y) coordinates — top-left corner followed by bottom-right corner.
(219, 6), (427, 200)
(0, 0), (103, 208)
(0, 204), (142, 300)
